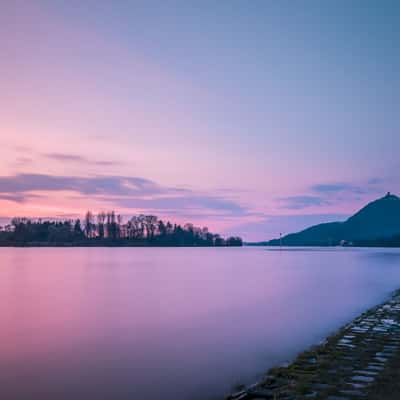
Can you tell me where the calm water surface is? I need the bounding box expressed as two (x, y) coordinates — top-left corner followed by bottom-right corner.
(1, 247), (400, 399)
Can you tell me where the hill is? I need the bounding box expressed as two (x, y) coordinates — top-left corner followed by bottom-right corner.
(267, 192), (400, 246)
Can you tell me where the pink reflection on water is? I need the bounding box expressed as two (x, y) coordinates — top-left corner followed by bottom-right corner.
(1, 247), (400, 399)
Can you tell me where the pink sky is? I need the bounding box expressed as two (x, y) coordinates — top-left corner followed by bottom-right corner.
(1, 2), (398, 240)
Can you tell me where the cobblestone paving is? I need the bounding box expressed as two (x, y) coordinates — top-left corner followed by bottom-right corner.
(226, 290), (400, 400)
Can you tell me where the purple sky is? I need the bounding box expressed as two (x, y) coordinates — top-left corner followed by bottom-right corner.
(1, 1), (399, 240)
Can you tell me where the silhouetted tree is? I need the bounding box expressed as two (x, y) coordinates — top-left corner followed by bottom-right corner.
(214, 235), (225, 246)
(144, 215), (158, 240)
(226, 236), (243, 246)
(0, 212), (243, 247)
(84, 211), (95, 238)
(117, 214), (123, 239)
(97, 212), (106, 239)
(157, 220), (166, 237)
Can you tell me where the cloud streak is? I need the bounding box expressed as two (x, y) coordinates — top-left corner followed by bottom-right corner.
(0, 192), (41, 203)
(310, 182), (365, 194)
(0, 174), (165, 196)
(275, 178), (389, 212)
(43, 153), (123, 167)
(368, 178), (385, 185)
(0, 173), (248, 217)
(227, 213), (349, 241)
(0, 193), (29, 203)
(278, 195), (329, 210)
(103, 195), (248, 217)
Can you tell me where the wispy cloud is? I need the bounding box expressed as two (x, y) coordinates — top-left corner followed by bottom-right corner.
(368, 177), (384, 185)
(13, 145), (32, 153)
(0, 174), (166, 196)
(0, 193), (28, 203)
(277, 179), (388, 212)
(278, 195), (329, 210)
(0, 192), (41, 203)
(0, 173), (248, 217)
(43, 153), (123, 167)
(103, 194), (248, 217)
(14, 157), (33, 166)
(310, 179), (388, 195)
(310, 182), (365, 194)
(227, 213), (349, 241)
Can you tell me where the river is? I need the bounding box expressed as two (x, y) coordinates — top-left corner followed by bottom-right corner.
(1, 247), (399, 399)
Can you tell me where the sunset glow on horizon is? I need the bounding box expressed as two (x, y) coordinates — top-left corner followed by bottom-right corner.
(1, 1), (399, 240)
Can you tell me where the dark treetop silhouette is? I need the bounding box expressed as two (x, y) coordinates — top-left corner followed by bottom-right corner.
(0, 211), (243, 247)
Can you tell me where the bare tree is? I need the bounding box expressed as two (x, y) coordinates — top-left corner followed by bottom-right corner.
(97, 212), (106, 239)
(144, 215), (158, 240)
(117, 214), (123, 238)
(84, 211), (95, 238)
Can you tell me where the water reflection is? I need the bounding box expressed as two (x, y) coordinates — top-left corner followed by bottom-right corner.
(0, 247), (399, 399)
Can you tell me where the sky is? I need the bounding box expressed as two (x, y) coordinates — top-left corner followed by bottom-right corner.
(0, 0), (399, 240)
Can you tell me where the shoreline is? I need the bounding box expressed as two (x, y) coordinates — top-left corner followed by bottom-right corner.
(0, 242), (242, 248)
(246, 244), (400, 248)
(226, 289), (400, 399)
(0, 244), (398, 248)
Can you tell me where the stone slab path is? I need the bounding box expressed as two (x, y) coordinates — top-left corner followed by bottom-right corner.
(226, 290), (400, 400)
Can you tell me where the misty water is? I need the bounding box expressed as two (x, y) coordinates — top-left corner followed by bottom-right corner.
(1, 247), (400, 399)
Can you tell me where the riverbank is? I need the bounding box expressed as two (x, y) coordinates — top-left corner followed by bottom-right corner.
(0, 242), (242, 247)
(226, 289), (400, 400)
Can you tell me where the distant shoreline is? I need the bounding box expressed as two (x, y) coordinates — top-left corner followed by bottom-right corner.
(245, 243), (400, 248)
(0, 242), (243, 248)
(0, 214), (243, 248)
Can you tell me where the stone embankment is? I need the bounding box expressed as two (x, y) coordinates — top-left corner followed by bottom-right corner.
(226, 290), (400, 400)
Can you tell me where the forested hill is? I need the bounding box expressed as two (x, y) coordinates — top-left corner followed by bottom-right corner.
(267, 193), (400, 246)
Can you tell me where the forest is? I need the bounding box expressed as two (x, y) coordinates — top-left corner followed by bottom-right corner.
(0, 211), (243, 247)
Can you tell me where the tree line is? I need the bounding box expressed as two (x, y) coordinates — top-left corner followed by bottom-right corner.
(0, 211), (243, 247)
(351, 234), (400, 248)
